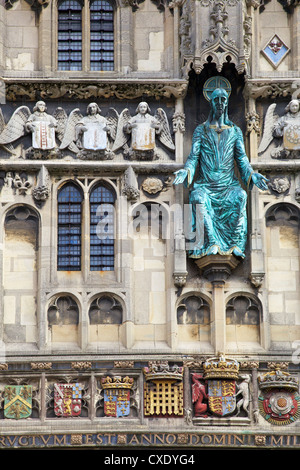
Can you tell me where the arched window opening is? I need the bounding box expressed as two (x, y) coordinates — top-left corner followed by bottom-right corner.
(90, 184), (115, 271)
(57, 183), (83, 271)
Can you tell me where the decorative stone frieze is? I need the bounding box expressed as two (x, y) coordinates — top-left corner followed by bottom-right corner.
(4, 80), (189, 102)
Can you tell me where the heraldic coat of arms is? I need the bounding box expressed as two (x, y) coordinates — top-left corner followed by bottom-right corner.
(4, 385), (32, 419)
(192, 356), (240, 418)
(54, 383), (82, 417)
(101, 376), (134, 417)
(203, 356), (239, 417)
(258, 364), (300, 425)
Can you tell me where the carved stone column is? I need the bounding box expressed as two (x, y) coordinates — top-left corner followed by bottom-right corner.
(194, 254), (240, 353)
(245, 103), (260, 163)
(173, 97), (185, 163)
(292, 2), (300, 72)
(0, 3), (5, 70)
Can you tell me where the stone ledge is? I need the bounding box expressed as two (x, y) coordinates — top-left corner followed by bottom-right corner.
(194, 254), (241, 283)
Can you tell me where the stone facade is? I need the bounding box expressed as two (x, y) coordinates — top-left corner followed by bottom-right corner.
(0, 0), (299, 451)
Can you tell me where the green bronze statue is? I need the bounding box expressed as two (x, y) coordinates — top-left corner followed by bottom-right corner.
(174, 87), (268, 259)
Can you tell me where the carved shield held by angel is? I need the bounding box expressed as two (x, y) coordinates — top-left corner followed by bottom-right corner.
(59, 104), (118, 156)
(0, 104), (68, 155)
(112, 102), (175, 159)
(258, 99), (300, 158)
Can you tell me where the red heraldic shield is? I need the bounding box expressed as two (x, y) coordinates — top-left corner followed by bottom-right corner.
(54, 383), (82, 417)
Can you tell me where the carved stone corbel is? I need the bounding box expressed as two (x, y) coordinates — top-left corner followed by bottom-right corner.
(172, 111), (186, 133)
(5, 0), (50, 13)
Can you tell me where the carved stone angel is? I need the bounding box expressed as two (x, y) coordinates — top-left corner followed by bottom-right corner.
(258, 99), (300, 159)
(59, 103), (118, 160)
(0, 101), (66, 158)
(112, 102), (175, 160)
(25, 101), (58, 151)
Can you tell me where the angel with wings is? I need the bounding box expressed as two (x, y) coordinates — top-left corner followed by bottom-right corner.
(0, 102), (67, 157)
(25, 101), (58, 150)
(258, 98), (300, 158)
(59, 103), (118, 159)
(112, 102), (175, 160)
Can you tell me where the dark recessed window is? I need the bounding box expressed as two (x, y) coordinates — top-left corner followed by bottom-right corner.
(57, 183), (83, 271)
(90, 184), (115, 271)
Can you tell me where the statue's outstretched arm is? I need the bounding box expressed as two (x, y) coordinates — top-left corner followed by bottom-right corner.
(174, 129), (201, 186)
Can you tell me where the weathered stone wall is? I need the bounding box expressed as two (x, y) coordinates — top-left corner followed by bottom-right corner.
(0, 0), (300, 450)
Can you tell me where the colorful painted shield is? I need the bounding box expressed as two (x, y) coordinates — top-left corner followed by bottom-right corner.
(207, 379), (236, 416)
(4, 385), (32, 419)
(54, 383), (82, 417)
(284, 123), (300, 150)
(104, 389), (130, 417)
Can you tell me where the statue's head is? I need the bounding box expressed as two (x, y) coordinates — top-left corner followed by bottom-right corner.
(136, 102), (151, 115)
(210, 88), (228, 118)
(34, 101), (46, 113)
(286, 99), (300, 115)
(205, 87), (232, 127)
(87, 102), (101, 115)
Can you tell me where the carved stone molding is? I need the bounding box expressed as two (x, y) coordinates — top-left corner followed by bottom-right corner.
(246, 111), (260, 135)
(245, 0), (260, 8)
(31, 362), (52, 370)
(121, 0), (145, 10)
(5, 0), (50, 13)
(194, 254), (240, 284)
(276, 0), (300, 13)
(181, 0), (250, 77)
(121, 0), (173, 10)
(4, 80), (189, 102)
(172, 111), (186, 133)
(244, 80), (299, 100)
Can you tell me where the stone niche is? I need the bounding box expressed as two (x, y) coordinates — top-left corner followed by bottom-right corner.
(176, 294), (211, 347)
(3, 205), (38, 347)
(226, 295), (261, 348)
(88, 294), (123, 344)
(47, 295), (79, 346)
(265, 203), (300, 349)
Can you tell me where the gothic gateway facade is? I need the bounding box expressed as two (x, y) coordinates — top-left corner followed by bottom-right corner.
(0, 0), (299, 450)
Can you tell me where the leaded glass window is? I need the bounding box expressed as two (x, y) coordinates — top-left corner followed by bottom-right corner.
(58, 0), (82, 71)
(57, 0), (114, 71)
(57, 183), (83, 271)
(90, 184), (115, 271)
(90, 0), (114, 71)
